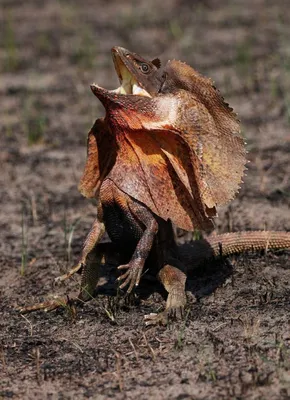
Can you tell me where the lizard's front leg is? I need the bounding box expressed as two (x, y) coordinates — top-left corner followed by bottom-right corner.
(118, 201), (158, 293)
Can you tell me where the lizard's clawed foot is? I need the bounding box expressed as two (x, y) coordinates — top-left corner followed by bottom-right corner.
(54, 262), (83, 284)
(144, 311), (169, 326)
(117, 259), (143, 293)
(18, 296), (72, 313)
(144, 306), (185, 326)
(144, 290), (187, 326)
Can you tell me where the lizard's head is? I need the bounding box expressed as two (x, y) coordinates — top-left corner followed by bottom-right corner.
(90, 46), (165, 106)
(111, 46), (164, 96)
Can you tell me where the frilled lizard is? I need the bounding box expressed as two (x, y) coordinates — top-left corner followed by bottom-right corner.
(21, 47), (290, 324)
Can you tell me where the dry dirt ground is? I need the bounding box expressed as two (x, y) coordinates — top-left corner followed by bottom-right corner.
(0, 0), (290, 399)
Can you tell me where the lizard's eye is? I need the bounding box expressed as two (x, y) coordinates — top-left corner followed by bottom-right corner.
(140, 63), (150, 73)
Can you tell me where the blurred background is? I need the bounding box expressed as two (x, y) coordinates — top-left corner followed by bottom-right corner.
(1, 0), (289, 269)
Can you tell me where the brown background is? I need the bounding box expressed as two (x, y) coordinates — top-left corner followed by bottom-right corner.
(0, 0), (290, 399)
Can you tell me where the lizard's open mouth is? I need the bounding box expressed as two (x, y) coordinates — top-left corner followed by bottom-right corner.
(110, 48), (151, 98)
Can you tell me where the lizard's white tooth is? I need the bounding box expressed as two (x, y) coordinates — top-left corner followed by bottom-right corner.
(132, 84), (151, 97)
(132, 83), (142, 95)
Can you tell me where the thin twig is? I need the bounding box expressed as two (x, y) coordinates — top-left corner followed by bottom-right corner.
(21, 314), (33, 336)
(114, 351), (124, 392)
(143, 333), (156, 361)
(128, 338), (139, 362)
(0, 347), (8, 374)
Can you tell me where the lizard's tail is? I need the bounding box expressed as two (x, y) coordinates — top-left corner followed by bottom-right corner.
(179, 231), (290, 270)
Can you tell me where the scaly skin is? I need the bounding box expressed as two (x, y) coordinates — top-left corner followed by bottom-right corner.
(180, 231), (290, 268)
(20, 230), (290, 320)
(145, 230), (290, 325)
(19, 47), (289, 324)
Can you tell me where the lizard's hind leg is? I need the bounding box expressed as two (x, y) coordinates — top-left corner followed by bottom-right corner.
(144, 264), (187, 325)
(54, 217), (105, 284)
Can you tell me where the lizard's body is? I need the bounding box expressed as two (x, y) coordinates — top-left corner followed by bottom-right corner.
(21, 47), (290, 324)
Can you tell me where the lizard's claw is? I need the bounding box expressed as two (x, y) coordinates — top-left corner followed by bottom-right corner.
(144, 312), (168, 326)
(54, 262), (83, 284)
(144, 289), (186, 326)
(144, 306), (184, 326)
(117, 260), (143, 293)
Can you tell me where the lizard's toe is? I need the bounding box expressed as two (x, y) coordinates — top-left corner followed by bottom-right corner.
(54, 262), (83, 284)
(18, 297), (69, 313)
(117, 261), (143, 292)
(144, 312), (168, 326)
